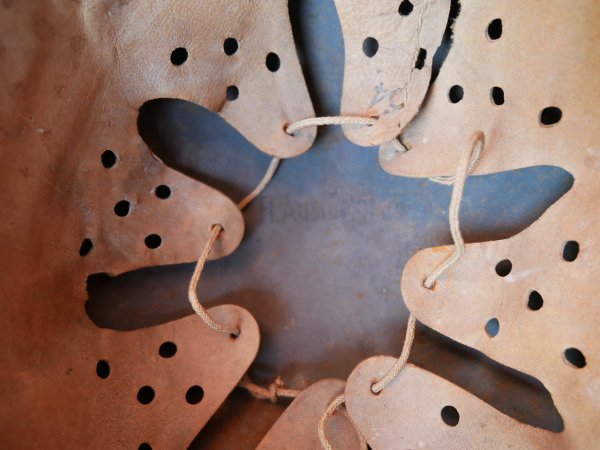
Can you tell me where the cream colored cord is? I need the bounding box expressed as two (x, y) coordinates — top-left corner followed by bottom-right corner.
(187, 156), (281, 335)
(424, 134), (485, 288)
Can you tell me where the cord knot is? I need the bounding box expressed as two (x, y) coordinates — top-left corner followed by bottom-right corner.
(267, 377), (284, 403)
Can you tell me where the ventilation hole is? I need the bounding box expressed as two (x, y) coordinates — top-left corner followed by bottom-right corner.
(562, 240), (579, 261)
(144, 234), (162, 249)
(170, 47), (188, 66)
(96, 360), (110, 379)
(79, 238), (93, 256)
(415, 48), (427, 69)
(495, 259), (512, 277)
(441, 405), (460, 426)
(564, 348), (586, 368)
(223, 37), (238, 56)
(485, 318), (500, 337)
(539, 106), (562, 126)
(155, 185), (171, 199)
(159, 341), (177, 358)
(226, 85), (239, 101)
(398, 0), (414, 15)
(491, 86), (505, 105)
(139, 444), (152, 450)
(266, 52), (281, 72)
(528, 291), (544, 311)
(487, 18), (502, 40)
(448, 85), (464, 103)
(186, 385), (205, 405)
(101, 150), (118, 168)
(362, 37), (379, 57)
(114, 200), (131, 217)
(137, 386), (155, 405)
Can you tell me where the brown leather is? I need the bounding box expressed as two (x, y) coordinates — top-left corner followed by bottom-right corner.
(1, 305), (259, 448)
(335, 0), (450, 146)
(346, 360), (562, 449)
(0, 1), (314, 447)
(257, 379), (363, 450)
(347, 0), (600, 448)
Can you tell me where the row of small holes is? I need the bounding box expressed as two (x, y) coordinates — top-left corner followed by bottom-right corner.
(82, 151), (107, 251)
(138, 385), (208, 405)
(113, 187), (171, 218)
(487, 241), (585, 367)
(170, 39), (281, 73)
(449, 85), (505, 106)
(170, 39), (280, 105)
(97, 341), (203, 449)
(493, 241), (579, 279)
(81, 234), (162, 251)
(362, 42), (426, 68)
(96, 342), (178, 380)
(361, 1), (420, 59)
(561, 241), (584, 367)
(448, 19), (562, 126)
(79, 151), (172, 255)
(79, 233), (163, 254)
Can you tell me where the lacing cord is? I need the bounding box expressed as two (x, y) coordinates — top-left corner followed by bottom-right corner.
(306, 122), (484, 450)
(187, 156), (281, 336)
(187, 113), (485, 448)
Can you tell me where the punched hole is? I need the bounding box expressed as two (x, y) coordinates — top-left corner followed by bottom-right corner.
(114, 200), (131, 217)
(448, 85), (464, 103)
(145, 234), (162, 249)
(441, 405), (460, 426)
(155, 185), (171, 199)
(101, 150), (118, 168)
(539, 107), (562, 126)
(495, 259), (512, 277)
(223, 37), (238, 56)
(423, 278), (435, 290)
(139, 444), (152, 450)
(159, 341), (177, 358)
(186, 385), (205, 404)
(415, 48), (427, 69)
(230, 327), (241, 339)
(79, 238), (93, 256)
(398, 0), (414, 16)
(170, 47), (188, 65)
(96, 360), (110, 379)
(362, 37), (379, 57)
(487, 18), (502, 40)
(564, 348), (586, 368)
(562, 240), (579, 261)
(528, 291), (544, 311)
(485, 318), (500, 337)
(226, 85), (239, 101)
(266, 52), (281, 72)
(137, 386), (155, 405)
(491, 86), (505, 105)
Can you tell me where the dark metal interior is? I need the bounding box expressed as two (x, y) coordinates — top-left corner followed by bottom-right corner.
(85, 1), (573, 447)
